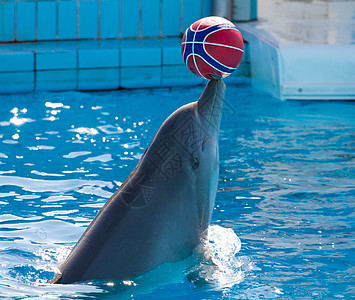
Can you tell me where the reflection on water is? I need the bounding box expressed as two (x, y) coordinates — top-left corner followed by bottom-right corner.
(0, 82), (354, 298)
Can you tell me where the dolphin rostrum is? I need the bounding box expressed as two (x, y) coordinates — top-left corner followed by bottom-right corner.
(51, 79), (226, 284)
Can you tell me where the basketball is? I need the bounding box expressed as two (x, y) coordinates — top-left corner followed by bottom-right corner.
(181, 16), (244, 80)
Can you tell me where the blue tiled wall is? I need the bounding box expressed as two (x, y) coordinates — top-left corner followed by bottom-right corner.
(0, 0), (213, 42)
(183, 1), (202, 33)
(0, 39), (250, 93)
(37, 2), (57, 40)
(0, 52), (34, 72)
(162, 0), (180, 36)
(0, 0), (251, 93)
(17, 2), (36, 41)
(121, 0), (140, 38)
(58, 1), (77, 40)
(0, 51), (35, 92)
(142, 0), (160, 37)
(0, 3), (15, 42)
(80, 1), (99, 39)
(100, 0), (119, 39)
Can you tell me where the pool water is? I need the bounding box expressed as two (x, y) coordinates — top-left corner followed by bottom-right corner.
(0, 81), (354, 299)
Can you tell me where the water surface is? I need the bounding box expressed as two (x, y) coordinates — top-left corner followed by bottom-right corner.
(0, 81), (354, 299)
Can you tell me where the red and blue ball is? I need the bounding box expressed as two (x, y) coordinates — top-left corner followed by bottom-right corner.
(181, 16), (244, 80)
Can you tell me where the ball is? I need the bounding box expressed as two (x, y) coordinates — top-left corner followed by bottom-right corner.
(181, 16), (244, 80)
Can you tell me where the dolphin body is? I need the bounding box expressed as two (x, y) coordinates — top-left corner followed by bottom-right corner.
(52, 79), (226, 284)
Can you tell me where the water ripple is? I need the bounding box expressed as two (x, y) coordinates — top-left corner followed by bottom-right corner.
(0, 175), (113, 193)
(0, 84), (354, 299)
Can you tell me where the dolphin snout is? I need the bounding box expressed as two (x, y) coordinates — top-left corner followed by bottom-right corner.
(197, 79), (226, 110)
(197, 79), (226, 135)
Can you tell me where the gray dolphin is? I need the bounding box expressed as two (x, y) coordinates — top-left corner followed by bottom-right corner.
(51, 79), (226, 284)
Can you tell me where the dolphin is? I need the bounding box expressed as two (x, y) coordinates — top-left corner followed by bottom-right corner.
(51, 79), (226, 284)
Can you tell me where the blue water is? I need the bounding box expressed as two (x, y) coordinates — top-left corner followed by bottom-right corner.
(0, 81), (354, 299)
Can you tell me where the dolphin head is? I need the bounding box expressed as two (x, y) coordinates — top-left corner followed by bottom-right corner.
(141, 79), (226, 235)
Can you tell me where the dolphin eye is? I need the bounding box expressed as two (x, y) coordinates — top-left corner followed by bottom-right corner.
(192, 157), (199, 170)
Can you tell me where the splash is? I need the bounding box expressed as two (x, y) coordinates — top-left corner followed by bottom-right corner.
(187, 225), (253, 290)
(208, 225), (241, 262)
